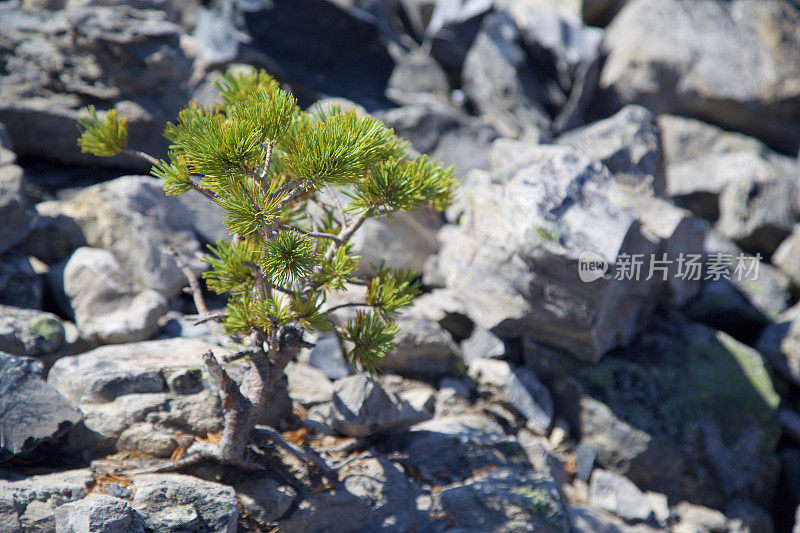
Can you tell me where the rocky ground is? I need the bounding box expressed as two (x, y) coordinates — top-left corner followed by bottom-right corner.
(1, 0), (800, 531)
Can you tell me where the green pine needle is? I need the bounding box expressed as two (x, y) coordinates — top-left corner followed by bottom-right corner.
(262, 230), (317, 286)
(342, 311), (397, 373)
(77, 106), (128, 157)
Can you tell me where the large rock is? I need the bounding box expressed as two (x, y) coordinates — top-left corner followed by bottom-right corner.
(588, 469), (653, 522)
(351, 210), (442, 278)
(243, 0), (394, 109)
(0, 305), (66, 357)
(0, 469), (93, 533)
(0, 4), (192, 166)
(557, 105), (662, 194)
(462, 12), (552, 139)
(498, 0), (603, 131)
(131, 474), (238, 533)
(0, 352), (83, 461)
(601, 0), (800, 154)
(525, 314), (781, 508)
(436, 145), (659, 362)
(52, 175), (205, 296)
(772, 225), (800, 288)
(658, 115), (799, 256)
(329, 373), (431, 437)
(49, 247), (167, 344)
(48, 338), (290, 458)
(385, 49), (450, 105)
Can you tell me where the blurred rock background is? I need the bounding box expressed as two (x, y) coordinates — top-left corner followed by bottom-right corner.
(1, 0), (800, 531)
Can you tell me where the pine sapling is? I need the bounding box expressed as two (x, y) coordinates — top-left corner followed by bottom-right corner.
(77, 67), (457, 474)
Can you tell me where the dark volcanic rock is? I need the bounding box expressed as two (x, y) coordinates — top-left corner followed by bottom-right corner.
(0, 352), (82, 461)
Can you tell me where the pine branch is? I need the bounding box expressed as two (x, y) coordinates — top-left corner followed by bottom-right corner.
(123, 148), (158, 166)
(325, 184), (348, 226)
(279, 224), (342, 244)
(325, 302), (369, 314)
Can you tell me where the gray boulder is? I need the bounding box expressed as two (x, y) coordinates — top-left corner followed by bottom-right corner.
(52, 175), (205, 297)
(601, 0), (800, 154)
(460, 327), (506, 365)
(437, 145), (659, 362)
(0, 4), (192, 166)
(757, 304), (800, 387)
(588, 469), (653, 522)
(285, 361), (334, 407)
(48, 338), (289, 458)
(0, 305), (66, 357)
(0, 352), (83, 461)
(55, 494), (139, 533)
(351, 210), (442, 278)
(131, 474), (238, 533)
(49, 247), (167, 344)
(329, 373), (431, 437)
(0, 469), (93, 533)
(498, 0), (603, 131)
(462, 12), (551, 139)
(659, 114), (799, 256)
(625, 194), (706, 306)
(557, 105), (663, 194)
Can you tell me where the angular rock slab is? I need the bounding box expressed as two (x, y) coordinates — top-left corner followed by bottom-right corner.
(329, 374), (431, 438)
(437, 145), (659, 362)
(47, 337), (216, 404)
(557, 105), (663, 195)
(601, 0), (800, 154)
(132, 474), (238, 533)
(0, 352), (83, 461)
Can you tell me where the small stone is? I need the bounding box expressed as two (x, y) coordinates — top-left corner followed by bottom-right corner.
(330, 374), (431, 438)
(54, 494), (136, 533)
(588, 469), (653, 522)
(132, 474), (238, 533)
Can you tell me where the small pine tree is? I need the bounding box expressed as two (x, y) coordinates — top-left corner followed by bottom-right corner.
(77, 67), (457, 469)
